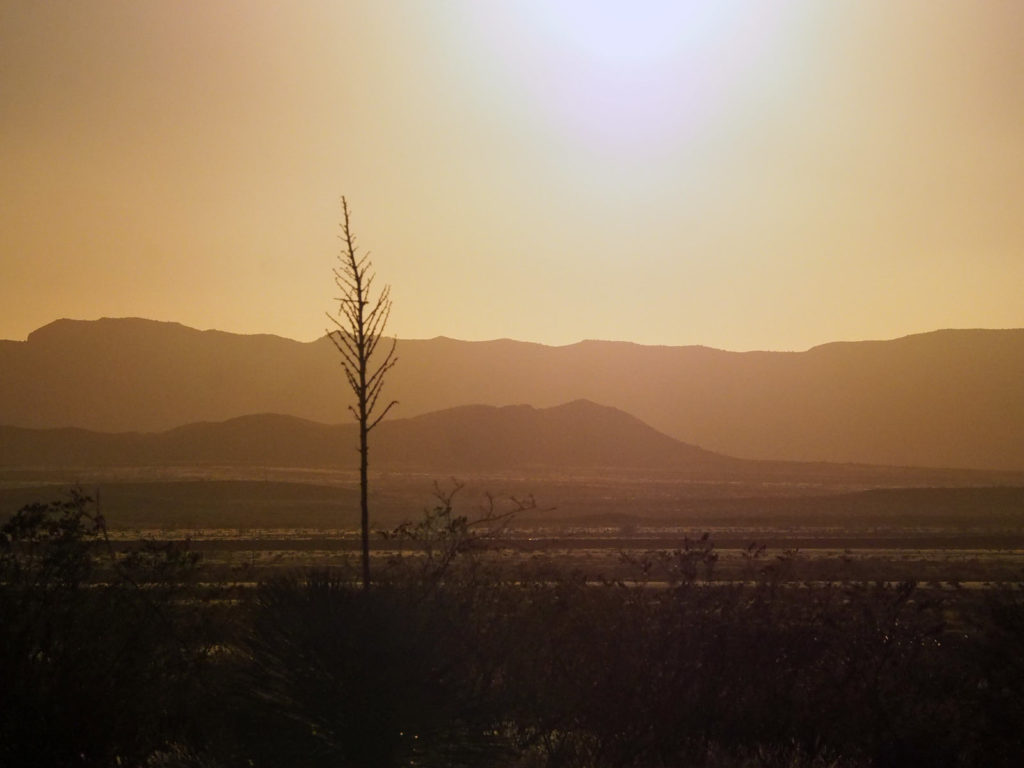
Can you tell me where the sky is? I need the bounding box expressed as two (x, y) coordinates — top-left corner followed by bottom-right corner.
(2, 1), (1022, 351)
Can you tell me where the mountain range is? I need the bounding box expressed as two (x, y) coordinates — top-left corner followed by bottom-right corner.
(0, 400), (729, 473)
(3, 400), (1015, 491)
(2, 317), (1023, 471)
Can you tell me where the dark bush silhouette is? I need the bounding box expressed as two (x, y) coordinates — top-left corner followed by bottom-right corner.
(4, 493), (1024, 766)
(0, 492), (220, 767)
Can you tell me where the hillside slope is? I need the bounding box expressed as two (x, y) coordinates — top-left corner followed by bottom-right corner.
(2, 318), (1023, 469)
(0, 400), (734, 474)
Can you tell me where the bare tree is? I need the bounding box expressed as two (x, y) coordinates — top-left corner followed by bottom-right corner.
(327, 197), (398, 589)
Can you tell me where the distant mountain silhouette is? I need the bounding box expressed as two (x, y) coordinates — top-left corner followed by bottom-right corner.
(0, 400), (734, 474)
(371, 400), (732, 472)
(2, 317), (1023, 470)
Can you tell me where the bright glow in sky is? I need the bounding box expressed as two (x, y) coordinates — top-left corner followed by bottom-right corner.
(1, 1), (1022, 350)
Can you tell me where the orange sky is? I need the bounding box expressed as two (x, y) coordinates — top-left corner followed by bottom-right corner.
(2, 1), (1022, 351)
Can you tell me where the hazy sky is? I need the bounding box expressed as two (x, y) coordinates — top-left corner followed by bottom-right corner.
(2, 1), (1022, 350)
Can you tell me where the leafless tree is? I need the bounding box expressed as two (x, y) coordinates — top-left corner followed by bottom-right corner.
(327, 197), (398, 589)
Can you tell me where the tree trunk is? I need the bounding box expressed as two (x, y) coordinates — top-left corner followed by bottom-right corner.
(360, 419), (369, 590)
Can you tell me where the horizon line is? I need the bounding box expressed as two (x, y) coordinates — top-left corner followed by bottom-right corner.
(5, 315), (1023, 355)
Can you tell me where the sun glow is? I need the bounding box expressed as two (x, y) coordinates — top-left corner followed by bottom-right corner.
(539, 1), (738, 69)
(4, 1), (1022, 349)
(481, 1), (780, 152)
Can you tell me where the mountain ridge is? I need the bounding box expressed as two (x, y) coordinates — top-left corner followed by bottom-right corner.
(3, 400), (1018, 490)
(2, 317), (1022, 470)
(0, 400), (732, 474)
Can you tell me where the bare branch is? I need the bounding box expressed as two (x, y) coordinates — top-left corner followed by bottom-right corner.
(368, 399), (399, 431)
(367, 346), (398, 390)
(342, 368), (359, 395)
(328, 196), (399, 590)
(367, 365), (397, 415)
(366, 302), (392, 341)
(326, 329), (361, 373)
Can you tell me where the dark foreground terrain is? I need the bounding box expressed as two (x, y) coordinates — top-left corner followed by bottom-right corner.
(2, 481), (1024, 767)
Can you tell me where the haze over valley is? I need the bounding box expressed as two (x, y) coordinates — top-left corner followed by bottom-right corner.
(3, 317), (1023, 472)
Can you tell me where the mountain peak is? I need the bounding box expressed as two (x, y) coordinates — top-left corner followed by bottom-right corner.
(4, 319), (1024, 470)
(26, 317), (196, 346)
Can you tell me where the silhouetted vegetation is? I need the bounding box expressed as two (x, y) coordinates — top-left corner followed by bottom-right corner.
(3, 492), (1024, 767)
(327, 196), (398, 590)
(0, 492), (220, 767)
